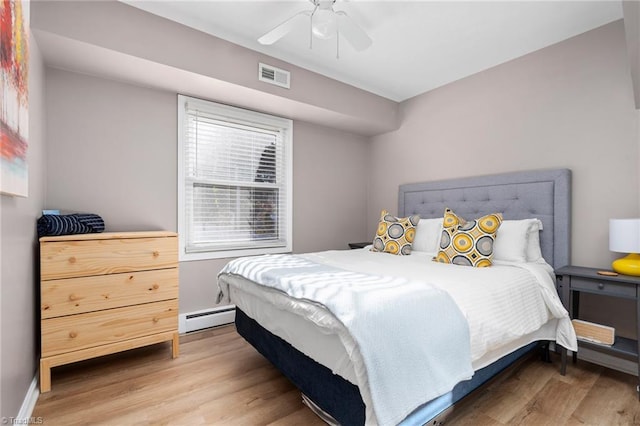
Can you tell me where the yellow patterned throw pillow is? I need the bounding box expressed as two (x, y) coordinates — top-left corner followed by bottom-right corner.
(435, 208), (503, 267)
(371, 210), (420, 255)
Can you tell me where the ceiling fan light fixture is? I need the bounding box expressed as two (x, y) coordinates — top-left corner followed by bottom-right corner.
(311, 9), (337, 39)
(257, 0), (372, 54)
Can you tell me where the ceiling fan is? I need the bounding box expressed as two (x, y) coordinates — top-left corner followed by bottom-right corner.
(258, 0), (372, 57)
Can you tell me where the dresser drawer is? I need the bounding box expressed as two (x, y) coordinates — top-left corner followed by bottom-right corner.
(41, 236), (178, 280)
(570, 276), (637, 298)
(41, 299), (178, 357)
(41, 268), (179, 319)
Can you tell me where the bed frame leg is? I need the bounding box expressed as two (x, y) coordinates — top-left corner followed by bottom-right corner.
(560, 346), (567, 375)
(540, 342), (551, 363)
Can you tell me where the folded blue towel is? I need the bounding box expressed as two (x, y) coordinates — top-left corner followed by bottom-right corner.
(37, 214), (105, 237)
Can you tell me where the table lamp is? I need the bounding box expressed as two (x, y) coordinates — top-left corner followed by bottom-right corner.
(610, 218), (640, 276)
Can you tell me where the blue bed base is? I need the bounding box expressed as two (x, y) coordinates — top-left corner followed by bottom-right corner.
(235, 308), (540, 426)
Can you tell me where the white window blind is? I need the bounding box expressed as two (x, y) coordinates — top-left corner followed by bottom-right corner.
(178, 95), (293, 261)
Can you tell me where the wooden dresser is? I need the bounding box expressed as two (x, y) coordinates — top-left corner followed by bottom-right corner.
(39, 231), (179, 392)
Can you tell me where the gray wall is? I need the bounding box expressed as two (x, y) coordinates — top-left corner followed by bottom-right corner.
(623, 1), (640, 108)
(45, 69), (369, 313)
(31, 0), (398, 137)
(0, 36), (46, 418)
(369, 20), (639, 269)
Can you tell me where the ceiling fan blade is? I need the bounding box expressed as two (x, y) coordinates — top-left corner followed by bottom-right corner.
(258, 10), (312, 45)
(336, 11), (372, 51)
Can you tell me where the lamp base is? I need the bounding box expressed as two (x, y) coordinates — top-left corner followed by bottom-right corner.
(612, 253), (640, 276)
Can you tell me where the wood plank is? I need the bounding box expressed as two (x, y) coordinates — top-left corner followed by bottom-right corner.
(42, 300), (178, 357)
(446, 354), (556, 424)
(41, 268), (179, 318)
(569, 368), (640, 425)
(506, 377), (589, 425)
(40, 236), (178, 280)
(267, 406), (327, 426)
(33, 326), (640, 425)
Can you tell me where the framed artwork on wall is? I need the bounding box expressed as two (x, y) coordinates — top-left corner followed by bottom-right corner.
(1, 0), (29, 197)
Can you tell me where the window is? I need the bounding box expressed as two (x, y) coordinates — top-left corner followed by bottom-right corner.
(178, 95), (293, 261)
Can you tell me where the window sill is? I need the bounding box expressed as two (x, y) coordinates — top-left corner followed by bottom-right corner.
(179, 245), (292, 262)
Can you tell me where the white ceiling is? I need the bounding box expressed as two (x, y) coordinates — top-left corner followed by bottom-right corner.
(123, 1), (623, 102)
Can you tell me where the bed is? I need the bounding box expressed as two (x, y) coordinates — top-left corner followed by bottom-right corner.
(217, 168), (576, 426)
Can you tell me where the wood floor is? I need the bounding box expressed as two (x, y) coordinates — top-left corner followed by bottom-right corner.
(33, 325), (640, 425)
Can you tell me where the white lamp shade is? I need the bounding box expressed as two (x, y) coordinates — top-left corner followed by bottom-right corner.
(610, 218), (640, 253)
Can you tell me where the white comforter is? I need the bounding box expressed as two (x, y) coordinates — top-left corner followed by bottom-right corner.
(218, 249), (577, 425)
(302, 250), (577, 359)
(218, 254), (474, 426)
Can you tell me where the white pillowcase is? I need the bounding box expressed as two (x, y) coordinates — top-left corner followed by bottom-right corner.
(412, 218), (443, 254)
(493, 219), (543, 263)
(526, 222), (544, 262)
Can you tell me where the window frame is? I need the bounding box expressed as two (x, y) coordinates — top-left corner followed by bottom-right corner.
(177, 95), (293, 261)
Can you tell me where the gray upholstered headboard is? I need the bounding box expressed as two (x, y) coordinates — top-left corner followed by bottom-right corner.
(398, 169), (571, 269)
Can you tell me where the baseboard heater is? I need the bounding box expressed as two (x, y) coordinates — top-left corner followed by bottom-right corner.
(179, 305), (236, 333)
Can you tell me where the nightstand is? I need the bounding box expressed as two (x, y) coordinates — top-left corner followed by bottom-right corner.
(556, 265), (640, 395)
(348, 242), (370, 249)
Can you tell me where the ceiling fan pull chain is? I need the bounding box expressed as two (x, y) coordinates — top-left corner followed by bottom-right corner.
(336, 28), (340, 59)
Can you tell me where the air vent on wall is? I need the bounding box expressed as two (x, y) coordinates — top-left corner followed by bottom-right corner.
(259, 62), (290, 89)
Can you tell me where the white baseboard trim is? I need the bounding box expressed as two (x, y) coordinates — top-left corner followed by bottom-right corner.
(178, 305), (236, 333)
(16, 373), (39, 421)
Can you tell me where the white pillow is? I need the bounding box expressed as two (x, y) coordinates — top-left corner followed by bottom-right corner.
(412, 218), (443, 254)
(493, 219), (543, 263)
(526, 221), (544, 262)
